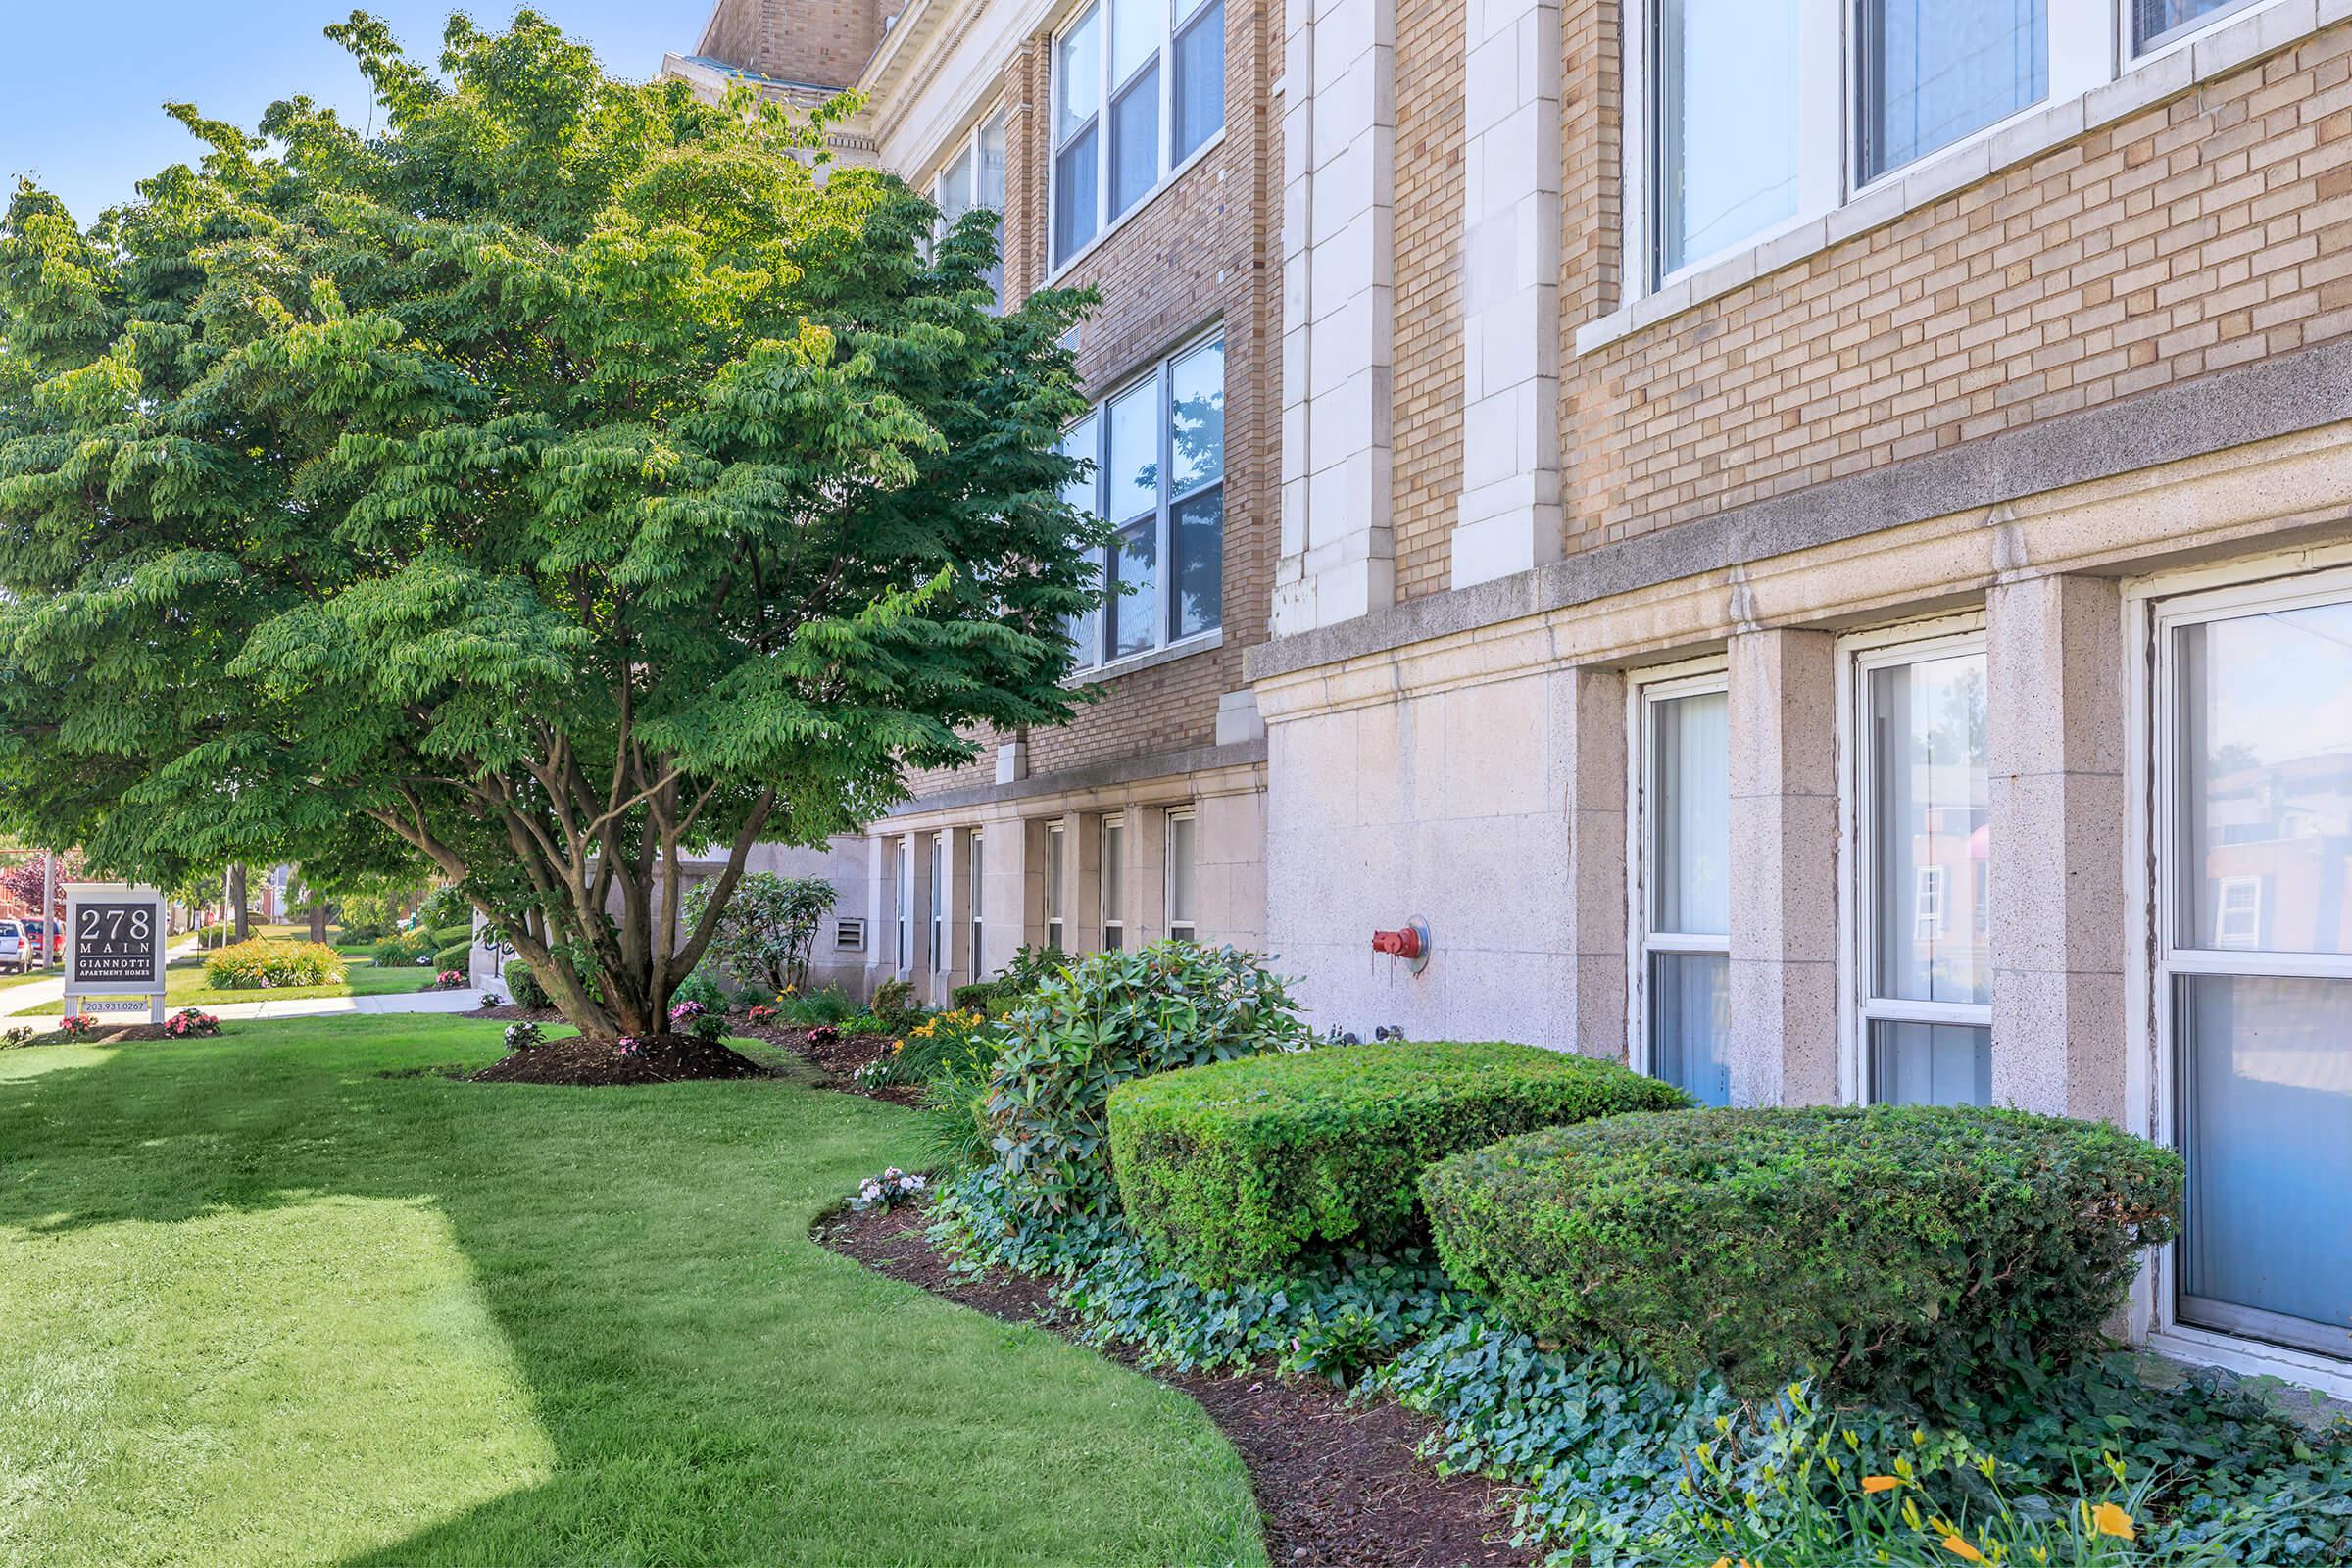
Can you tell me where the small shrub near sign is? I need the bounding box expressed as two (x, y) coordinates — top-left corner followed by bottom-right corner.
(1419, 1103), (2183, 1403)
(164, 1009), (220, 1038)
(202, 939), (346, 990)
(58, 1014), (98, 1037)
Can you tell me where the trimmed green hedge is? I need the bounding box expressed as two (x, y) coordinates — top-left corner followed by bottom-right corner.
(1109, 1041), (1690, 1284)
(432, 940), (472, 975)
(503, 959), (549, 1009)
(1420, 1104), (2183, 1402)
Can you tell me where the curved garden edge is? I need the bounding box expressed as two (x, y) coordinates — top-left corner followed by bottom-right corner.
(814, 1200), (1539, 1568)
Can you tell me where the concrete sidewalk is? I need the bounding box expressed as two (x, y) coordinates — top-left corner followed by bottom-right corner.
(13, 938), (489, 1023)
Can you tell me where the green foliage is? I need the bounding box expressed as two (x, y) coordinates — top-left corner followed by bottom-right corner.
(503, 959), (549, 1010)
(936, 1159), (2351, 1567)
(414, 888), (471, 932)
(1109, 1041), (1689, 1285)
(975, 942), (1310, 1246)
(864, 1006), (998, 1089)
(0, 12), (1102, 1039)
(949, 978), (1016, 1012)
(426, 924), (472, 951)
(669, 968), (728, 1011)
(1420, 1104), (2184, 1404)
(202, 938), (346, 989)
(372, 931), (431, 967)
(774, 987), (853, 1026)
(431, 940), (473, 975)
(680, 873), (837, 995)
(868, 975), (921, 1032)
(191, 922), (231, 950)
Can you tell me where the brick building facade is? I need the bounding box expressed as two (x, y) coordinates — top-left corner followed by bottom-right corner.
(674, 0), (2352, 1393)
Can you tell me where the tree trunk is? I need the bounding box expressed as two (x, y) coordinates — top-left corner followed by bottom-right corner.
(229, 864), (248, 940)
(309, 905), (327, 944)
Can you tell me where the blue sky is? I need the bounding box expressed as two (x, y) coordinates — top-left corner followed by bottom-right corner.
(2, 2), (714, 223)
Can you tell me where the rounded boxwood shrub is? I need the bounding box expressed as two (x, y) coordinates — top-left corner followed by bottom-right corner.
(432, 940), (473, 975)
(1420, 1104), (2184, 1404)
(1110, 1041), (1689, 1284)
(976, 941), (1311, 1240)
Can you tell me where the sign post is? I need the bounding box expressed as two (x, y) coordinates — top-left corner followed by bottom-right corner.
(64, 882), (168, 1025)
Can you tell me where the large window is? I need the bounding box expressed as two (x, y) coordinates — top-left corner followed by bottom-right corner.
(2132, 0), (2257, 51)
(1102, 815), (1126, 950)
(1651, 0), (1799, 277)
(927, 831), (946, 974)
(1044, 821), (1067, 951)
(2159, 581), (2352, 1361)
(1859, 0), (2046, 183)
(1166, 808), (1197, 941)
(1638, 674), (1732, 1106)
(894, 839), (912, 973)
(1063, 334), (1224, 670)
(933, 107), (1008, 308)
(1855, 632), (1991, 1106)
(1052, 0), (1225, 269)
(968, 828), (987, 977)
(1626, 0), (2270, 294)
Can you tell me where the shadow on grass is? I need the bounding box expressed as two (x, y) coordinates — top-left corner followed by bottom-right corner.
(0, 1019), (1264, 1568)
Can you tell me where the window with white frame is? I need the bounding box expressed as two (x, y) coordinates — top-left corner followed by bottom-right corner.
(2214, 874), (2261, 950)
(2157, 576), (2352, 1362)
(1650, 0), (1801, 278)
(1853, 629), (1992, 1107)
(895, 839), (912, 973)
(1102, 814), (1126, 950)
(2132, 0), (2259, 50)
(1165, 808), (1196, 941)
(1062, 333), (1224, 670)
(968, 828), (987, 977)
(1637, 672), (1733, 1107)
(933, 106), (1008, 308)
(1051, 0), (1225, 270)
(928, 831), (946, 974)
(1044, 821), (1067, 951)
(1628, 0), (2294, 294)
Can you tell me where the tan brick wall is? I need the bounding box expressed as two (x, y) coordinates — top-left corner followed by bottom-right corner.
(901, 0), (1282, 801)
(1560, 14), (2352, 551)
(1391, 0), (1467, 603)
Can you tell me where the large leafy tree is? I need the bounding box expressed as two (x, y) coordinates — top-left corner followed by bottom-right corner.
(0, 12), (1098, 1034)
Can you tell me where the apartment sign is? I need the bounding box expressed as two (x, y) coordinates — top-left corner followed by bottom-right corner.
(64, 883), (167, 1023)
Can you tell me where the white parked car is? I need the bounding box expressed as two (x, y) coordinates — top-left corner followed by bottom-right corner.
(0, 920), (32, 973)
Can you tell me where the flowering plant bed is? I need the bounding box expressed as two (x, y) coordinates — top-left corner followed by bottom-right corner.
(738, 1021), (913, 1103)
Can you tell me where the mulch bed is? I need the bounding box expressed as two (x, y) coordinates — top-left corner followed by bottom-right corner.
(24, 1022), (193, 1046)
(818, 1201), (1536, 1568)
(466, 1030), (775, 1086)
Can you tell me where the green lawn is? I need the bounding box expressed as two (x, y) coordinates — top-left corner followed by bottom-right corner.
(0, 1019), (1262, 1567)
(13, 946), (439, 1016)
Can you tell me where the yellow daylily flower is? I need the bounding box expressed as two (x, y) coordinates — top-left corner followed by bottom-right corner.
(1862, 1475), (1903, 1494)
(2090, 1502), (2135, 1542)
(1940, 1535), (1985, 1563)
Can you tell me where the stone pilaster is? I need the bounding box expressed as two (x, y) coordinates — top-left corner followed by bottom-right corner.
(1272, 0), (1397, 633)
(1727, 629), (1839, 1106)
(1986, 575), (2127, 1123)
(1450, 0), (1563, 587)
(1557, 665), (1627, 1057)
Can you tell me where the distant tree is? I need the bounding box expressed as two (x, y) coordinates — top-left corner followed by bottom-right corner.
(0, 847), (82, 918)
(681, 871), (838, 994)
(0, 11), (1099, 1036)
